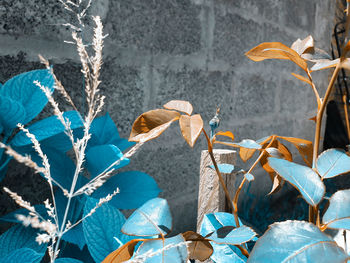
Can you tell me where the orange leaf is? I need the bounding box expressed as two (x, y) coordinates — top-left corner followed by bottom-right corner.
(129, 109), (180, 142)
(278, 136), (313, 166)
(309, 115), (317, 122)
(291, 73), (313, 86)
(102, 239), (142, 263)
(183, 231), (213, 261)
(260, 140), (292, 174)
(239, 148), (256, 162)
(215, 131), (234, 141)
(245, 42), (308, 71)
(179, 114), (203, 147)
(163, 100), (193, 115)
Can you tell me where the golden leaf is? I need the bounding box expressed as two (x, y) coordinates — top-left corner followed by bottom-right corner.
(278, 136), (313, 166)
(245, 42), (308, 71)
(183, 231), (213, 261)
(215, 131), (235, 141)
(163, 100), (193, 115)
(291, 73), (313, 86)
(129, 109), (180, 142)
(102, 239), (142, 263)
(179, 114), (203, 147)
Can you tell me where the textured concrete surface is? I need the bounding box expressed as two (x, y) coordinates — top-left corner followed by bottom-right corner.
(0, 0), (336, 234)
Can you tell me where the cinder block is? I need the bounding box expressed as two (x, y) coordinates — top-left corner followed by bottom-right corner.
(230, 72), (277, 119)
(1, 1), (109, 40)
(213, 10), (264, 66)
(155, 68), (234, 124)
(105, 0), (202, 55)
(281, 0), (316, 32)
(99, 59), (146, 136)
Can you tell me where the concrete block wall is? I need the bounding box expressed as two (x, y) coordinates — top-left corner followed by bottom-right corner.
(0, 0), (335, 233)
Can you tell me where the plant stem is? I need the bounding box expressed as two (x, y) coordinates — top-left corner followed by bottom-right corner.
(202, 128), (235, 213)
(232, 136), (276, 227)
(235, 244), (250, 258)
(343, 94), (350, 142)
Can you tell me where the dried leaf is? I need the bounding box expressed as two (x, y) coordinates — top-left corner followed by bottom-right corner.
(215, 131), (234, 141)
(309, 116), (317, 122)
(239, 136), (271, 162)
(129, 109), (180, 142)
(310, 58), (339, 71)
(291, 73), (313, 86)
(245, 42), (308, 71)
(278, 136), (313, 166)
(183, 231), (213, 261)
(291, 35), (314, 55)
(179, 114), (203, 147)
(268, 174), (284, 195)
(102, 239), (142, 263)
(163, 100), (193, 115)
(301, 48), (332, 62)
(260, 140), (292, 174)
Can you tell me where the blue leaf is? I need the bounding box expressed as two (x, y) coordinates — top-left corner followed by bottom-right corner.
(316, 149), (350, 179)
(92, 171), (161, 209)
(0, 248), (44, 263)
(247, 220), (349, 263)
(0, 205), (48, 223)
(200, 213), (241, 237)
(136, 234), (188, 263)
(85, 144), (129, 177)
(206, 226), (256, 245)
(62, 223), (86, 250)
(210, 242), (246, 263)
(232, 139), (262, 149)
(209, 164), (235, 174)
(268, 157), (325, 206)
(83, 197), (131, 263)
(199, 213), (247, 262)
(55, 258), (84, 263)
(323, 189), (350, 230)
(0, 224), (47, 258)
(10, 111), (83, 147)
(122, 198), (172, 237)
(0, 96), (26, 134)
(89, 113), (135, 151)
(244, 173), (254, 182)
(1, 69), (55, 124)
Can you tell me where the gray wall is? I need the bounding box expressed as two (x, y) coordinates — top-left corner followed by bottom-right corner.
(0, 0), (335, 233)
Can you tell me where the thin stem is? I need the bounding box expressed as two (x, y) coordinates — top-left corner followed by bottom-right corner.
(232, 136), (276, 227)
(202, 128), (234, 213)
(235, 244), (250, 258)
(343, 94), (350, 142)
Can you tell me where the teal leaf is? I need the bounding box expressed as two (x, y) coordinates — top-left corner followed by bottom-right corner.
(206, 226), (256, 245)
(0, 96), (26, 134)
(62, 223), (86, 250)
(136, 234), (188, 263)
(0, 224), (47, 258)
(1, 69), (55, 124)
(199, 213), (247, 262)
(316, 149), (350, 179)
(200, 212), (241, 237)
(11, 111), (83, 147)
(122, 198), (172, 237)
(323, 189), (350, 230)
(85, 144), (129, 177)
(233, 139), (261, 149)
(0, 205), (48, 223)
(0, 248), (44, 263)
(92, 171), (161, 209)
(268, 157), (325, 206)
(89, 113), (135, 151)
(244, 173), (254, 181)
(247, 220), (349, 263)
(209, 164), (235, 174)
(210, 242), (246, 263)
(55, 259), (84, 263)
(83, 197), (131, 263)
